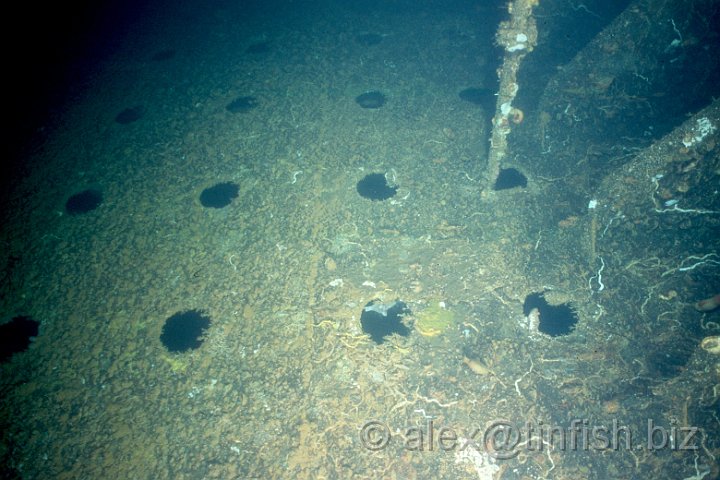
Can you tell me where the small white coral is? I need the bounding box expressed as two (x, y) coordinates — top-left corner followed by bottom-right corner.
(454, 442), (500, 479)
(682, 117), (716, 147)
(506, 32), (528, 52)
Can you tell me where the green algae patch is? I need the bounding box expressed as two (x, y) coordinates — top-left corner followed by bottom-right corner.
(415, 301), (456, 337)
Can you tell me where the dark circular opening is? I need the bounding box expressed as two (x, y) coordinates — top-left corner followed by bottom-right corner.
(0, 315), (40, 363)
(523, 292), (578, 337)
(356, 173), (397, 201)
(115, 105), (145, 124)
(360, 300), (411, 344)
(160, 310), (212, 353)
(200, 182), (239, 208)
(65, 189), (103, 215)
(355, 91), (386, 109)
(493, 167), (528, 190)
(226, 96), (258, 113)
(355, 33), (383, 46)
